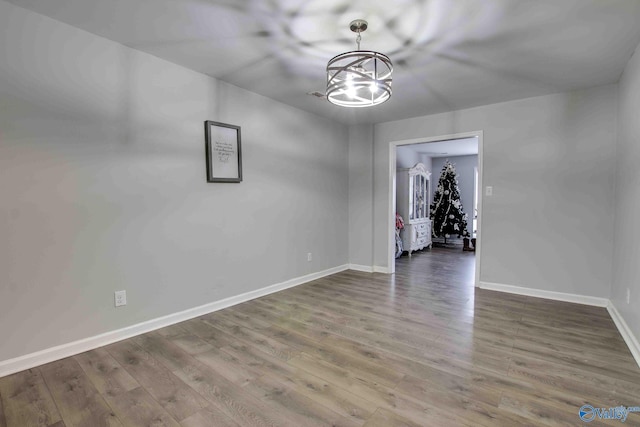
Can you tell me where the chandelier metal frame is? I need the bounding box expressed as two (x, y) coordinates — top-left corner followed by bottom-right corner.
(326, 20), (393, 108)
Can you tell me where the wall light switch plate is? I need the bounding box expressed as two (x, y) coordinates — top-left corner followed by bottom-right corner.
(307, 252), (312, 262)
(485, 186), (493, 196)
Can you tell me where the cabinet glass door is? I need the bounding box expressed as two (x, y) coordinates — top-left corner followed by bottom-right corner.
(416, 175), (420, 219)
(425, 177), (430, 218)
(423, 175), (427, 218)
(408, 177), (414, 220)
(416, 175), (423, 219)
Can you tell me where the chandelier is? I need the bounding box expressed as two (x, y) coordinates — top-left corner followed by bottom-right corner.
(326, 20), (393, 108)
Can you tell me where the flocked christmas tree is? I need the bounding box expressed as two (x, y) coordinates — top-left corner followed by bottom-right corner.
(431, 160), (470, 243)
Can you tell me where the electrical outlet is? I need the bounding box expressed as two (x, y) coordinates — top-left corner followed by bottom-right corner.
(307, 252), (312, 262)
(485, 186), (493, 196)
(627, 288), (631, 304)
(115, 290), (127, 307)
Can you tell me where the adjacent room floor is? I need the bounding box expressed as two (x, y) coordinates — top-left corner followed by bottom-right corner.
(1, 248), (639, 426)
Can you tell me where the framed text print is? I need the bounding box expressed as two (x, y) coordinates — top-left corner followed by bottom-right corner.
(204, 120), (242, 183)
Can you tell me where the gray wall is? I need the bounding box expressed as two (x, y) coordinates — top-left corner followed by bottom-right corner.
(396, 145), (422, 169)
(396, 146), (433, 172)
(0, 1), (348, 362)
(419, 155), (434, 183)
(371, 85), (617, 298)
(612, 42), (640, 340)
(348, 124), (374, 267)
(432, 155), (478, 236)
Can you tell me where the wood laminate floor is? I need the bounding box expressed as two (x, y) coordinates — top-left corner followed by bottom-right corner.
(1, 248), (639, 426)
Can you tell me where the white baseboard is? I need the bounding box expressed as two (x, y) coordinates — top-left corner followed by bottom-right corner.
(0, 264), (349, 378)
(479, 281), (609, 307)
(346, 265), (391, 274)
(348, 264), (374, 273)
(607, 301), (640, 368)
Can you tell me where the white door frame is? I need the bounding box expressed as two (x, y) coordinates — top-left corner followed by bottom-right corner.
(387, 130), (484, 287)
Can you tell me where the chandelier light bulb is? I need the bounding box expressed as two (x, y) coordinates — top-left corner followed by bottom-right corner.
(346, 72), (354, 86)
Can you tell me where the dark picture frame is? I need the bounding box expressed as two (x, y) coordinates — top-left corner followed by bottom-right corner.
(204, 120), (242, 183)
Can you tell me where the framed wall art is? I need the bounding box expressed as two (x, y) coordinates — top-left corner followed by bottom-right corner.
(204, 120), (242, 183)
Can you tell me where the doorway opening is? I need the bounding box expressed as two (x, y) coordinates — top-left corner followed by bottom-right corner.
(387, 131), (484, 286)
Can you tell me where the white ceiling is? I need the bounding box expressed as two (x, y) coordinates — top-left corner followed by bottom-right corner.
(8, 0), (640, 125)
(413, 137), (478, 158)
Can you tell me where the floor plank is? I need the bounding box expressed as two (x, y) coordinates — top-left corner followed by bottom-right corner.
(105, 341), (208, 422)
(0, 368), (63, 427)
(362, 407), (436, 427)
(169, 352), (288, 427)
(176, 319), (233, 352)
(257, 367), (377, 423)
(179, 405), (240, 427)
(74, 348), (139, 398)
(138, 333), (286, 427)
(39, 358), (121, 427)
(0, 390), (6, 427)
(242, 373), (361, 427)
(104, 387), (180, 427)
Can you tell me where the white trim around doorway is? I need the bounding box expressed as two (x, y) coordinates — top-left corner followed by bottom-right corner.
(387, 131), (484, 286)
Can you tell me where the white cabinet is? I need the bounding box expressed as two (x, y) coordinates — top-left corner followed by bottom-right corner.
(397, 163), (432, 255)
(406, 220), (431, 254)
